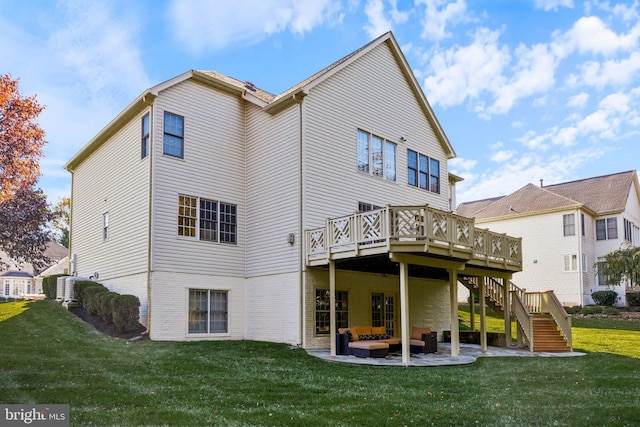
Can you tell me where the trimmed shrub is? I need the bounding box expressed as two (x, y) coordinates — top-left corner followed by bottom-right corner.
(565, 305), (582, 315)
(84, 286), (109, 316)
(96, 291), (118, 323)
(627, 291), (640, 307)
(603, 306), (619, 316)
(112, 294), (141, 333)
(42, 274), (67, 299)
(580, 305), (603, 315)
(591, 290), (617, 306)
(74, 281), (105, 306)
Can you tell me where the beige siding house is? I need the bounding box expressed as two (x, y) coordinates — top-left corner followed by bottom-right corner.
(66, 33), (534, 358)
(457, 171), (640, 307)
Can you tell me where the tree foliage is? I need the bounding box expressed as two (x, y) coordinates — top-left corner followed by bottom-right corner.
(596, 245), (640, 288)
(0, 75), (52, 270)
(0, 74), (45, 201)
(51, 196), (70, 248)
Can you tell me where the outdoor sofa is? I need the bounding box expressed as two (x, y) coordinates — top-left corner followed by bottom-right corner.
(336, 326), (437, 358)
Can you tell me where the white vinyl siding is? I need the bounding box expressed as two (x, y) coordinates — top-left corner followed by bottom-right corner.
(245, 104), (300, 277)
(302, 41), (450, 230)
(70, 109), (151, 278)
(151, 80), (245, 276)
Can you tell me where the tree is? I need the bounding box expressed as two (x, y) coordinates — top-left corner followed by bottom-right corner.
(596, 245), (640, 288)
(51, 196), (70, 248)
(0, 74), (45, 201)
(0, 75), (52, 270)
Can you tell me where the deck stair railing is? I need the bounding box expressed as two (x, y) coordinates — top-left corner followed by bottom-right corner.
(459, 276), (572, 351)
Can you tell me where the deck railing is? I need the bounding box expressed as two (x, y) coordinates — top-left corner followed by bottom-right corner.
(306, 205), (522, 267)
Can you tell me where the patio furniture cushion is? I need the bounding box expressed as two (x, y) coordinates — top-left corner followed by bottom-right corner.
(354, 326), (372, 336)
(348, 341), (389, 358)
(411, 326), (431, 340)
(371, 326), (386, 335)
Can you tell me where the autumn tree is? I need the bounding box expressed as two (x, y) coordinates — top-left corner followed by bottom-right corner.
(0, 74), (52, 270)
(596, 245), (640, 288)
(51, 196), (70, 248)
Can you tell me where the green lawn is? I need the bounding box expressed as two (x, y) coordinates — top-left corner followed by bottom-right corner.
(1, 300), (639, 426)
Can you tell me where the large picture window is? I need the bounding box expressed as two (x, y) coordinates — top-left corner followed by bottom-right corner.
(188, 289), (228, 333)
(315, 289), (348, 334)
(163, 111), (184, 158)
(178, 195), (237, 244)
(407, 149), (440, 193)
(357, 130), (396, 182)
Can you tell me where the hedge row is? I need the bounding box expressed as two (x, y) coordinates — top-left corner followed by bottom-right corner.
(42, 274), (68, 299)
(73, 280), (141, 333)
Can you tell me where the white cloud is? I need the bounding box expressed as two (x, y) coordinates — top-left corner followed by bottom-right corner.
(533, 0), (574, 12)
(578, 51), (640, 88)
(560, 16), (640, 56)
(599, 92), (630, 112)
(448, 156), (477, 172)
(423, 27), (509, 108)
(566, 92), (589, 108)
(168, 0), (342, 52)
(416, 0), (468, 41)
(363, 0), (409, 38)
(490, 150), (515, 162)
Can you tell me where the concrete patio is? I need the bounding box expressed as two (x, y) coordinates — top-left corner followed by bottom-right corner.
(307, 342), (585, 367)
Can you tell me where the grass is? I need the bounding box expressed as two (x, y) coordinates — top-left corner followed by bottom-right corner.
(1, 300), (640, 426)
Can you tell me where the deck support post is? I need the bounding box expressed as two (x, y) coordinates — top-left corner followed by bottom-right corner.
(470, 288), (475, 331)
(329, 260), (336, 356)
(503, 277), (511, 347)
(449, 269), (459, 357)
(399, 260), (410, 365)
(479, 276), (487, 352)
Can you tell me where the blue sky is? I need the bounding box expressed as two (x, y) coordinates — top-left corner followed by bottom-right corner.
(1, 0), (639, 205)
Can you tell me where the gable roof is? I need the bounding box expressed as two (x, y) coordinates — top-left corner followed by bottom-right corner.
(66, 31), (454, 171)
(457, 170), (638, 221)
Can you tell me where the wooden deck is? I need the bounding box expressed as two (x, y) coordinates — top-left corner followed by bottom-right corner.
(305, 205), (523, 273)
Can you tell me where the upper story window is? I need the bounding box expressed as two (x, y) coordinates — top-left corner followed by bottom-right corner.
(596, 217), (617, 240)
(178, 194), (237, 244)
(623, 218), (639, 244)
(563, 214), (575, 236)
(163, 111), (184, 158)
(141, 113), (150, 159)
(357, 130), (396, 181)
(407, 149), (440, 193)
(581, 213), (585, 236)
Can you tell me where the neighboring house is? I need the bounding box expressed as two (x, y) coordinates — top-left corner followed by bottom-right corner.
(0, 241), (68, 298)
(457, 171), (640, 307)
(65, 32), (524, 357)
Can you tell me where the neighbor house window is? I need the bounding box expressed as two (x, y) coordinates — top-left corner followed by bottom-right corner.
(4, 283), (9, 296)
(596, 217), (618, 240)
(407, 149), (440, 193)
(163, 111), (184, 158)
(357, 130), (396, 181)
(582, 253), (587, 273)
(178, 195), (237, 244)
(597, 257), (608, 286)
(188, 289), (228, 333)
(563, 214), (575, 236)
(315, 289), (348, 334)
(141, 113), (150, 158)
(581, 213), (585, 236)
(103, 213), (109, 240)
(564, 254), (578, 272)
(358, 202), (382, 212)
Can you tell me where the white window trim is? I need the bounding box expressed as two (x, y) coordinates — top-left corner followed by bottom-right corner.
(177, 194), (238, 245)
(357, 129), (397, 182)
(186, 288), (231, 336)
(564, 254), (578, 272)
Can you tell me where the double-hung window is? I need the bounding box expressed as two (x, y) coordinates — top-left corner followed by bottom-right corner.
(141, 113), (150, 158)
(163, 111), (184, 158)
(178, 195), (237, 244)
(596, 217), (618, 240)
(564, 254), (578, 272)
(103, 213), (109, 241)
(563, 214), (575, 236)
(357, 130), (396, 181)
(624, 218), (634, 243)
(407, 149), (440, 193)
(188, 289), (228, 333)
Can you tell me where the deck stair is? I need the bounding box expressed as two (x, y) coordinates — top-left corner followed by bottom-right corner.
(459, 276), (572, 352)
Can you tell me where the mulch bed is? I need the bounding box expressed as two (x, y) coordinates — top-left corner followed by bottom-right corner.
(69, 306), (147, 340)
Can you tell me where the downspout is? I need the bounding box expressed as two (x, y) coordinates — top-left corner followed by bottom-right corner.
(295, 94), (304, 347)
(68, 171), (74, 275)
(577, 208), (584, 306)
(144, 95), (155, 334)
